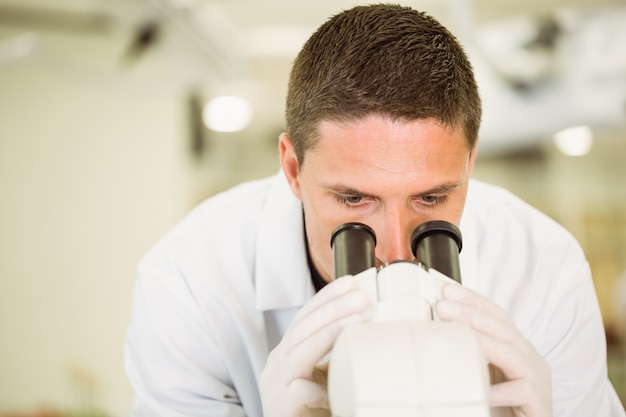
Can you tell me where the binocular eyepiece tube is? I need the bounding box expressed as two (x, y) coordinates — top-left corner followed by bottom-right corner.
(330, 222), (377, 279)
(410, 221), (463, 283)
(330, 220), (463, 283)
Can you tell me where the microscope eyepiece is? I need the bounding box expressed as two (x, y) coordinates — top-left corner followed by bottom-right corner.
(331, 220), (463, 283)
(331, 222), (376, 278)
(411, 220), (463, 283)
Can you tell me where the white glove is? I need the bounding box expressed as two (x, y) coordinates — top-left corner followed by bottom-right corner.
(435, 284), (553, 417)
(259, 274), (373, 417)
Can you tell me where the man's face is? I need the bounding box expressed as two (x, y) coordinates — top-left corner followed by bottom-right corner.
(280, 115), (477, 283)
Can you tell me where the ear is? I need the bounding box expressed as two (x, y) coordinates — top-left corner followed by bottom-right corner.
(468, 138), (479, 175)
(279, 132), (303, 200)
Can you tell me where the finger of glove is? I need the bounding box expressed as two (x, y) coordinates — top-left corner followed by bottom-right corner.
(290, 274), (362, 324)
(436, 298), (521, 347)
(283, 286), (370, 351)
(455, 315), (551, 405)
(440, 284), (510, 321)
(490, 378), (552, 416)
(284, 297), (370, 381)
(472, 327), (538, 381)
(489, 379), (528, 409)
(436, 296), (543, 381)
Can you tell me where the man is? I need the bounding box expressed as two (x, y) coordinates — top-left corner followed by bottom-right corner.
(125, 4), (624, 417)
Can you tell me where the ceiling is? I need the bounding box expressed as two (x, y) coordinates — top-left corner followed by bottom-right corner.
(1, 0), (625, 154)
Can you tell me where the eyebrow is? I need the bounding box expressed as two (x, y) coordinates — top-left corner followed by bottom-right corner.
(325, 181), (462, 199)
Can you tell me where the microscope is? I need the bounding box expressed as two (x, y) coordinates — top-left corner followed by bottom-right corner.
(327, 221), (490, 417)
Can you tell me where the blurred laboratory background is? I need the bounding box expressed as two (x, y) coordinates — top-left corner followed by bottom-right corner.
(0, 0), (625, 415)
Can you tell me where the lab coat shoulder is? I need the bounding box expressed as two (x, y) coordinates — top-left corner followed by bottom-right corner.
(464, 179), (588, 300)
(144, 176), (274, 270)
(465, 179), (620, 416)
(135, 176), (272, 333)
(127, 176), (277, 417)
(466, 179), (582, 254)
(464, 179), (593, 340)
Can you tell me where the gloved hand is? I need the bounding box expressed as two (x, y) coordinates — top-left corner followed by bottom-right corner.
(260, 274), (373, 417)
(435, 284), (552, 417)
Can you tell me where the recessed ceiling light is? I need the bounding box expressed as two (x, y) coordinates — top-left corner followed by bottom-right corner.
(202, 95), (253, 133)
(553, 125), (593, 156)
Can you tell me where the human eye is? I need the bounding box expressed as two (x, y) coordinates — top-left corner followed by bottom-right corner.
(418, 194), (449, 206)
(335, 193), (366, 207)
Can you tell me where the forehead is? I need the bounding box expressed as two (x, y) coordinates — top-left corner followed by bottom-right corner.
(322, 115), (451, 137)
(315, 116), (465, 157)
(301, 116), (470, 191)
(310, 114), (466, 145)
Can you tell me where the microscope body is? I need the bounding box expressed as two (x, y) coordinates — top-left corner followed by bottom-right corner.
(327, 222), (490, 417)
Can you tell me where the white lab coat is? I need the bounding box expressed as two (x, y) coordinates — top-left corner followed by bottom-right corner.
(124, 172), (625, 417)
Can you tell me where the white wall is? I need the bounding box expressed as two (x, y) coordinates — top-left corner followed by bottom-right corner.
(0, 30), (197, 415)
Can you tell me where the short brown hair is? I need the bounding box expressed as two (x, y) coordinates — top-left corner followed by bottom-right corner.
(285, 4), (482, 163)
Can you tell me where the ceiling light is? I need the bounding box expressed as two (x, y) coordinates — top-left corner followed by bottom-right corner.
(553, 125), (593, 156)
(202, 95), (253, 132)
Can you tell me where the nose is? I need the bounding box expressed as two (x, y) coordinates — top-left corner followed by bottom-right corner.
(374, 209), (415, 264)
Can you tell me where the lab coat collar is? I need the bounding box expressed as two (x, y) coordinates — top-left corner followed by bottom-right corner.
(255, 172), (315, 312)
